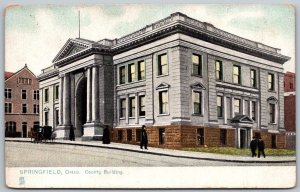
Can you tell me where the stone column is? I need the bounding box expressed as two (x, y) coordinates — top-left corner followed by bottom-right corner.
(242, 98), (245, 115)
(237, 128), (241, 148)
(92, 65), (100, 122)
(223, 96), (227, 124)
(126, 94), (129, 124)
(249, 100), (253, 119)
(63, 73), (71, 125)
(59, 75), (64, 125)
(231, 97), (235, 117)
(86, 67), (92, 123)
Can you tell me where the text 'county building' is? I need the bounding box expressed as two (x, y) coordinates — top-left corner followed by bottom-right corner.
(38, 12), (290, 149)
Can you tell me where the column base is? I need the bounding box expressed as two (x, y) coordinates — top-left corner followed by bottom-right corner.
(82, 122), (104, 141)
(54, 125), (72, 140)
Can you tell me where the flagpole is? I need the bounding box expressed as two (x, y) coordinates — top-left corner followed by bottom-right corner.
(78, 10), (80, 38)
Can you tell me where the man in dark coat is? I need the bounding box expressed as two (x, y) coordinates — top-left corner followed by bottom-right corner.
(140, 125), (148, 150)
(250, 137), (258, 157)
(258, 138), (266, 158)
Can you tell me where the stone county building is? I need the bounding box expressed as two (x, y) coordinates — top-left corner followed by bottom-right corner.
(284, 72), (296, 149)
(5, 64), (40, 137)
(38, 12), (290, 148)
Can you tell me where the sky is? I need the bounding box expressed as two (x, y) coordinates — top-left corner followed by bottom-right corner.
(5, 4), (295, 76)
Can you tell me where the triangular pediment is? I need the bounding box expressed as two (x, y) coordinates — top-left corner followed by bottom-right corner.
(231, 114), (254, 124)
(156, 83), (170, 90)
(52, 38), (94, 63)
(190, 82), (206, 90)
(267, 96), (278, 103)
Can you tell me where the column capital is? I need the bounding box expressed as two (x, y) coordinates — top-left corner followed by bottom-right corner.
(58, 73), (65, 78)
(85, 64), (101, 70)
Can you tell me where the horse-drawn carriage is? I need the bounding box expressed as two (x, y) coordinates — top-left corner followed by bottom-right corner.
(30, 125), (55, 143)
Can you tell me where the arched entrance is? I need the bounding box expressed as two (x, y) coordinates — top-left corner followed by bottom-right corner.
(75, 77), (87, 136)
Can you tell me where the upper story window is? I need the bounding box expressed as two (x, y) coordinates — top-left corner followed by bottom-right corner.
(251, 101), (256, 121)
(33, 90), (39, 100)
(44, 88), (49, 103)
(269, 103), (275, 123)
(33, 104), (39, 114)
(139, 95), (146, 116)
(215, 60), (223, 81)
(5, 103), (12, 113)
(192, 91), (202, 115)
(233, 65), (241, 84)
(234, 98), (241, 115)
(128, 63), (136, 83)
(251, 69), (257, 88)
(217, 96), (223, 118)
(159, 91), (168, 114)
(22, 90), (27, 100)
(129, 97), (136, 117)
(22, 103), (27, 113)
(192, 54), (202, 76)
(268, 73), (275, 91)
(119, 66), (126, 85)
(18, 77), (32, 85)
(120, 98), (126, 118)
(54, 85), (59, 100)
(158, 53), (168, 76)
(138, 61), (145, 81)
(5, 88), (12, 99)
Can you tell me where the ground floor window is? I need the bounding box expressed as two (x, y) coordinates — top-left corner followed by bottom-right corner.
(220, 129), (227, 145)
(159, 128), (165, 145)
(136, 129), (141, 142)
(197, 128), (204, 145)
(117, 130), (123, 141)
(55, 109), (59, 126)
(127, 129), (132, 142)
(22, 122), (27, 138)
(45, 111), (49, 126)
(5, 121), (16, 137)
(272, 134), (277, 148)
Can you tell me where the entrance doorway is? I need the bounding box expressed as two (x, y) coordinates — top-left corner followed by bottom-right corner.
(22, 122), (27, 138)
(272, 134), (277, 148)
(240, 129), (247, 148)
(75, 77), (87, 136)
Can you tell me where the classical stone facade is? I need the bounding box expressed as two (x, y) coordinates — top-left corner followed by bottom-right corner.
(5, 65), (40, 138)
(38, 12), (290, 148)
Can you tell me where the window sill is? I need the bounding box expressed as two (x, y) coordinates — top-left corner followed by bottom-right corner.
(119, 118), (126, 120)
(156, 74), (169, 78)
(218, 117), (224, 119)
(269, 123), (277, 125)
(157, 113), (170, 117)
(117, 80), (146, 86)
(139, 116), (145, 118)
(129, 117), (135, 119)
(268, 90), (276, 93)
(191, 74), (203, 78)
(192, 114), (203, 117)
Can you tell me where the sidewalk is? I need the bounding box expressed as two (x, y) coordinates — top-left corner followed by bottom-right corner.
(5, 138), (296, 163)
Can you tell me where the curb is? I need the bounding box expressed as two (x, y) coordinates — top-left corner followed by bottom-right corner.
(5, 139), (296, 164)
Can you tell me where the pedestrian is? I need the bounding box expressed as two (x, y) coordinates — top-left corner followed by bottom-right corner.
(69, 126), (75, 141)
(102, 126), (111, 144)
(140, 125), (148, 150)
(258, 138), (266, 158)
(250, 137), (258, 157)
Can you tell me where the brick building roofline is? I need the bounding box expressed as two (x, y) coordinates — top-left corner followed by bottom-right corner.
(5, 64), (36, 82)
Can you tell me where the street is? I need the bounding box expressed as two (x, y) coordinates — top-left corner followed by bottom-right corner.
(5, 142), (295, 167)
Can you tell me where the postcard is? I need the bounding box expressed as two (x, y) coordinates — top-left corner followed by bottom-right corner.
(4, 4), (296, 188)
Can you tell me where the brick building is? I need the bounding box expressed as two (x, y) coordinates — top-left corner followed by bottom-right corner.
(38, 12), (290, 149)
(284, 72), (296, 149)
(5, 64), (40, 137)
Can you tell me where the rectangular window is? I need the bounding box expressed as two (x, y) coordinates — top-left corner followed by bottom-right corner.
(226, 97), (231, 119)
(22, 104), (27, 113)
(119, 66), (126, 84)
(44, 88), (49, 102)
(117, 130), (123, 141)
(55, 85), (59, 100)
(197, 128), (204, 145)
(233, 65), (241, 84)
(22, 122), (27, 138)
(138, 61), (145, 80)
(5, 103), (12, 113)
(33, 90), (39, 100)
(128, 63), (135, 83)
(159, 128), (165, 145)
(55, 109), (59, 126)
(215, 60), (223, 81)
(45, 111), (49, 126)
(136, 129), (141, 142)
(193, 91), (202, 115)
(120, 98), (126, 118)
(129, 97), (135, 117)
(139, 95), (145, 116)
(5, 88), (12, 99)
(234, 98), (241, 115)
(217, 96), (223, 118)
(33, 104), (39, 114)
(158, 53), (168, 76)
(220, 129), (227, 145)
(269, 103), (275, 123)
(251, 69), (257, 88)
(268, 73), (274, 91)
(159, 91), (168, 114)
(192, 54), (202, 76)
(127, 129), (132, 142)
(251, 101), (256, 121)
(22, 90), (27, 100)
